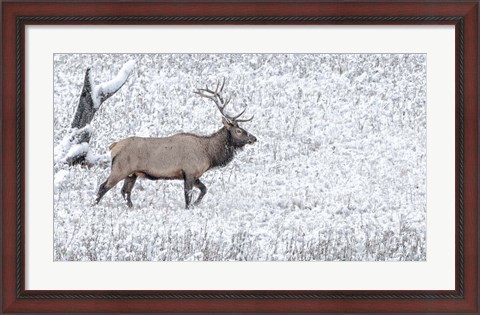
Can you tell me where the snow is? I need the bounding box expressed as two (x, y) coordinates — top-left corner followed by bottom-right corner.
(54, 125), (92, 164)
(54, 169), (70, 193)
(54, 53), (426, 261)
(92, 59), (136, 108)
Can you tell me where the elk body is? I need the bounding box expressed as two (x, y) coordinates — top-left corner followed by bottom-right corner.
(95, 80), (257, 208)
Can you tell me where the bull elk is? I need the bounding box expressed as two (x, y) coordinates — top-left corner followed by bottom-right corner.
(95, 80), (257, 208)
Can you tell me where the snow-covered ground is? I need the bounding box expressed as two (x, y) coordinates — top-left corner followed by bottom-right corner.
(53, 54), (426, 261)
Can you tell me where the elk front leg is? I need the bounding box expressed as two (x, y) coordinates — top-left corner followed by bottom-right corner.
(121, 175), (137, 208)
(183, 174), (195, 209)
(193, 179), (207, 206)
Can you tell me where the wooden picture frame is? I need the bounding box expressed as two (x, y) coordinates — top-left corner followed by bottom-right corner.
(2, 1), (478, 313)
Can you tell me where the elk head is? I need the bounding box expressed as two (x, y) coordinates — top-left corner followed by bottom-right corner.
(194, 79), (257, 148)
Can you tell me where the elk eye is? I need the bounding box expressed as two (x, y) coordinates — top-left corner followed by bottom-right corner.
(236, 130), (242, 134)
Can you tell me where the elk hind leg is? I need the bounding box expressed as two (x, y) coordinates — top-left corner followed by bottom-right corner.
(193, 179), (207, 206)
(121, 175), (137, 208)
(95, 173), (124, 205)
(183, 174), (195, 209)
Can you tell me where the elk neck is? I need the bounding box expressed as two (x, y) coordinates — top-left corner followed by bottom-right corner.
(205, 127), (237, 168)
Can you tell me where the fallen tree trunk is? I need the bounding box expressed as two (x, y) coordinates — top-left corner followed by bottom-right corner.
(55, 60), (135, 166)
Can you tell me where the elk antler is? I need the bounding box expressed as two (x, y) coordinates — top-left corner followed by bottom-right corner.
(194, 78), (253, 124)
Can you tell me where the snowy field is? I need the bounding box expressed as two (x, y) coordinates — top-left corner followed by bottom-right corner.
(54, 53), (426, 261)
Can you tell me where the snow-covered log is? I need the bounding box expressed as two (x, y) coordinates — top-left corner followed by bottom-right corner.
(55, 60), (135, 166)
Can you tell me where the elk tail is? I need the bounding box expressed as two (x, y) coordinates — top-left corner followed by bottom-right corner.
(108, 142), (119, 167)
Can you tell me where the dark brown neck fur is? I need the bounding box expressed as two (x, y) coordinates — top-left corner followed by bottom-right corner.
(204, 127), (237, 169)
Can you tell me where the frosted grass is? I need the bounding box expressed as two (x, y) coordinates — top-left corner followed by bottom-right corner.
(53, 53), (426, 261)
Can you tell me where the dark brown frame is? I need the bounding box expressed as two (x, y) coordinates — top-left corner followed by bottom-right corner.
(2, 1), (478, 313)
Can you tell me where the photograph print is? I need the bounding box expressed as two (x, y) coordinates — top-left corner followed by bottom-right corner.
(54, 53), (426, 262)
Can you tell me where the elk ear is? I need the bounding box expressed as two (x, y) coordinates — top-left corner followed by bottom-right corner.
(222, 117), (233, 129)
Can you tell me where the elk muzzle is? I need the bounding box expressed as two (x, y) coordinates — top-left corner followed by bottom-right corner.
(248, 134), (257, 144)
